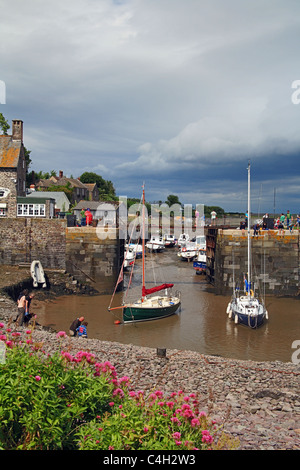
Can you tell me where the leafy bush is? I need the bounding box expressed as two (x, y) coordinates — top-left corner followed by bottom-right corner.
(0, 323), (239, 450)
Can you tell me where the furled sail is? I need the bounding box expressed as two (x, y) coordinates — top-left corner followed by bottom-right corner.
(142, 283), (174, 297)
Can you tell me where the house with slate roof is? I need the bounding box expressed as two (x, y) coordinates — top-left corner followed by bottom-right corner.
(0, 120), (27, 217)
(36, 170), (95, 205)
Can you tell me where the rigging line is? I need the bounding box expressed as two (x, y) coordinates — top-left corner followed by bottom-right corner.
(108, 193), (144, 310)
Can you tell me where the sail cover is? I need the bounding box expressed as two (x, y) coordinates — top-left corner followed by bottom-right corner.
(142, 283), (174, 296)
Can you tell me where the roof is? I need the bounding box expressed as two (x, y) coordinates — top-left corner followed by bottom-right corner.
(37, 177), (87, 189)
(17, 196), (55, 204)
(26, 191), (70, 206)
(27, 190), (69, 199)
(73, 200), (121, 210)
(84, 183), (97, 191)
(0, 135), (22, 168)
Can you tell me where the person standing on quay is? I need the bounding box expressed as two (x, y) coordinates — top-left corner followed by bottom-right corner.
(85, 208), (93, 226)
(286, 210), (292, 229)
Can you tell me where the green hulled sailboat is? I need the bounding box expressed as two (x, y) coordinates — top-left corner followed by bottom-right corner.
(109, 186), (181, 323)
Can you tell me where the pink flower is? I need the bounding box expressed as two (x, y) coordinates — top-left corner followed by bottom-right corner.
(26, 330), (32, 334)
(143, 427), (149, 433)
(56, 331), (67, 338)
(35, 375), (41, 381)
(201, 430), (213, 444)
(109, 402), (114, 407)
(0, 323), (4, 328)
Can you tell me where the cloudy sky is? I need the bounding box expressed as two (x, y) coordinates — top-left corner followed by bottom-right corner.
(1, 0), (300, 214)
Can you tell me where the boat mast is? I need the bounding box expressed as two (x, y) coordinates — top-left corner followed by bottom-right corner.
(142, 185), (145, 300)
(247, 161), (251, 294)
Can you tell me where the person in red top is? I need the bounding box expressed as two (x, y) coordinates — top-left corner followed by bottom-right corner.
(85, 208), (93, 226)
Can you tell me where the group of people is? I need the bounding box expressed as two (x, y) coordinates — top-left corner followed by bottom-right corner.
(274, 211), (300, 232)
(13, 290), (88, 339)
(69, 316), (88, 338)
(80, 208), (93, 226)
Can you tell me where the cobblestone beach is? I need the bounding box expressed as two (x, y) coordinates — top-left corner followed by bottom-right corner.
(0, 294), (299, 451)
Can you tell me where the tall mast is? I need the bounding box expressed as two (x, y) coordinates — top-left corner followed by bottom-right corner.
(142, 185), (145, 300)
(247, 161), (251, 293)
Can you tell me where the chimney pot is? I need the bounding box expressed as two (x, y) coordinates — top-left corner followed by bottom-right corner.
(12, 120), (23, 142)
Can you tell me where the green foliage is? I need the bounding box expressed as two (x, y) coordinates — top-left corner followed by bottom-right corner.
(0, 324), (239, 451)
(79, 172), (116, 200)
(0, 112), (10, 135)
(165, 195), (181, 207)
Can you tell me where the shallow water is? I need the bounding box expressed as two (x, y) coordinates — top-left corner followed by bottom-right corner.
(35, 249), (300, 363)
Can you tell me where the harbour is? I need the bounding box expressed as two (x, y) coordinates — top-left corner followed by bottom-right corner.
(35, 247), (300, 363)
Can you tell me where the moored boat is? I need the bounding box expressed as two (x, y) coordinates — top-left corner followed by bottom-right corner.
(226, 162), (268, 328)
(109, 186), (181, 323)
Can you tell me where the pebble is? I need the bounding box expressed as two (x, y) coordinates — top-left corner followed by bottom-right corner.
(0, 297), (299, 451)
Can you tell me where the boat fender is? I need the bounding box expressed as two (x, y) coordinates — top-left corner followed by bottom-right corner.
(114, 320), (121, 325)
(234, 314), (239, 324)
(182, 247), (186, 252)
(228, 310), (232, 319)
(265, 311), (268, 320)
(226, 303), (231, 314)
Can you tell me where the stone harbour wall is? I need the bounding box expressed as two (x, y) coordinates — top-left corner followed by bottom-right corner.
(65, 226), (123, 294)
(0, 217), (66, 269)
(214, 229), (300, 296)
(0, 219), (122, 294)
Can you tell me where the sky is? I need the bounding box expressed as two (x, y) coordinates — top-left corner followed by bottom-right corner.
(1, 0), (300, 214)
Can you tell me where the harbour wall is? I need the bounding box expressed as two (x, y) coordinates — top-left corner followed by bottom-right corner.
(0, 219), (122, 294)
(206, 228), (300, 296)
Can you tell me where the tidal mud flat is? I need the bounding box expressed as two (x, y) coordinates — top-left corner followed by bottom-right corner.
(0, 290), (299, 451)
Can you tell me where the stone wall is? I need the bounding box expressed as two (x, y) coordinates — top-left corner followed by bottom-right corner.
(0, 219), (122, 295)
(65, 227), (123, 294)
(213, 229), (300, 296)
(0, 217), (66, 268)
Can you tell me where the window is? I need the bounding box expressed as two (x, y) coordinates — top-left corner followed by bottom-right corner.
(17, 203), (46, 217)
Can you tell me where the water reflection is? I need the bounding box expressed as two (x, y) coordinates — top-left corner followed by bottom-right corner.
(35, 249), (300, 363)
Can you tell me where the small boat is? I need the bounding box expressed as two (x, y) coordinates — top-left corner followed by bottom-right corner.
(179, 242), (197, 261)
(30, 260), (47, 288)
(124, 249), (135, 269)
(178, 233), (190, 247)
(226, 162), (268, 328)
(193, 248), (206, 274)
(163, 234), (176, 247)
(109, 186), (181, 323)
(125, 243), (143, 258)
(146, 235), (165, 252)
(195, 235), (206, 250)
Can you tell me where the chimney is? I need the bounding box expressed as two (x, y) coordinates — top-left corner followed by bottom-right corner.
(12, 120), (23, 142)
(59, 170), (63, 178)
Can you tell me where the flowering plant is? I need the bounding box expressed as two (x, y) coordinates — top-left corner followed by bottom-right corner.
(0, 322), (238, 450)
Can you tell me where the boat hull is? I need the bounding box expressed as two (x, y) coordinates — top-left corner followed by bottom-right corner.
(123, 297), (181, 323)
(193, 261), (206, 273)
(227, 296), (267, 328)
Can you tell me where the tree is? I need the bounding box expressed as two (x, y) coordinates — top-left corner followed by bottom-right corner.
(0, 112), (9, 135)
(79, 172), (116, 200)
(165, 194), (181, 206)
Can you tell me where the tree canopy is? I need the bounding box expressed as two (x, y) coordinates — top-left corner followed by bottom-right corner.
(79, 172), (116, 200)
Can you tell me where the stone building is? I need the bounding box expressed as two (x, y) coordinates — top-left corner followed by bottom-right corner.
(0, 120), (27, 217)
(36, 170), (98, 204)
